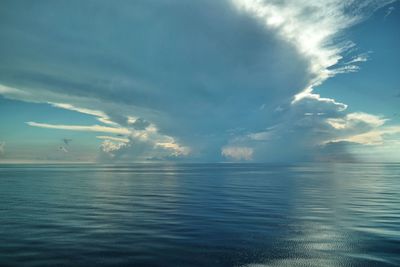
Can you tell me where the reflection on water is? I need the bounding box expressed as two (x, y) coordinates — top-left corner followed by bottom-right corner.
(0, 163), (399, 266)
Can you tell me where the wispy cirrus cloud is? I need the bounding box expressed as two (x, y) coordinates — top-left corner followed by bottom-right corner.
(49, 102), (119, 126)
(26, 122), (130, 135)
(384, 6), (395, 18)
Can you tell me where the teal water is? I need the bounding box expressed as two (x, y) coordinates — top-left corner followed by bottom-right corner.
(0, 163), (399, 266)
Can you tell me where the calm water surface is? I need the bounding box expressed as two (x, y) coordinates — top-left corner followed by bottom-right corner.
(0, 163), (399, 266)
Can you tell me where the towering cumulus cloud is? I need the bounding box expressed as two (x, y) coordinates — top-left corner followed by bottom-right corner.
(0, 0), (398, 162)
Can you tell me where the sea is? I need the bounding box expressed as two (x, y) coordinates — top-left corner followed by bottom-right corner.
(0, 163), (399, 267)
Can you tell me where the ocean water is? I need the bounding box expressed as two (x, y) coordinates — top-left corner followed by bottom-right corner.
(0, 163), (399, 267)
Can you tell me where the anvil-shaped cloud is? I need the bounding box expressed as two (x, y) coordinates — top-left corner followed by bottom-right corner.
(0, 0), (398, 162)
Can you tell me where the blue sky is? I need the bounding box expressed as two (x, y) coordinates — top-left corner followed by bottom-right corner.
(316, 2), (400, 119)
(0, 0), (399, 163)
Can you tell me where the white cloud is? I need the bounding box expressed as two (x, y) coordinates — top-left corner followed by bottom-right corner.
(247, 131), (273, 141)
(345, 53), (370, 64)
(96, 136), (130, 143)
(222, 146), (253, 161)
(232, 0), (392, 93)
(49, 102), (124, 127)
(0, 84), (27, 96)
(330, 126), (400, 145)
(26, 122), (130, 135)
(232, 0), (397, 159)
(27, 121), (187, 159)
(326, 112), (386, 130)
(49, 102), (106, 118)
(100, 140), (127, 157)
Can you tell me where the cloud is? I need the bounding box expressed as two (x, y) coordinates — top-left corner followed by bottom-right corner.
(323, 134), (400, 163)
(220, 90), (399, 162)
(98, 136), (189, 161)
(222, 146), (253, 161)
(100, 140), (127, 157)
(232, 0), (393, 90)
(26, 122), (130, 135)
(317, 141), (360, 162)
(330, 125), (400, 145)
(326, 112), (386, 131)
(96, 136), (129, 143)
(384, 6), (395, 18)
(0, 0), (398, 162)
(50, 103), (106, 118)
(50, 102), (119, 126)
(128, 118), (150, 130)
(27, 120), (188, 160)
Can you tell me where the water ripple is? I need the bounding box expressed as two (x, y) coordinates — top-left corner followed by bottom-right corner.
(0, 163), (399, 266)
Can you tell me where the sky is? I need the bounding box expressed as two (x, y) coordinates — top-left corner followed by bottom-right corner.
(0, 0), (399, 163)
